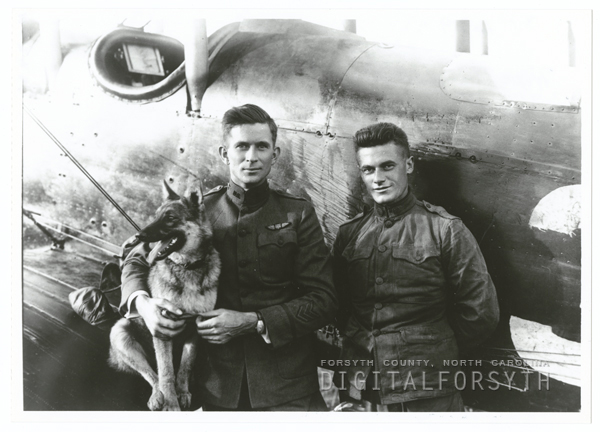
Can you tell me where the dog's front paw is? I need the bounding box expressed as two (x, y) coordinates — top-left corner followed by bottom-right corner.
(148, 389), (165, 411)
(162, 394), (181, 411)
(178, 391), (192, 410)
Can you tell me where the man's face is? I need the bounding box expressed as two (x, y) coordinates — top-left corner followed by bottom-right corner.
(220, 123), (280, 189)
(357, 142), (414, 205)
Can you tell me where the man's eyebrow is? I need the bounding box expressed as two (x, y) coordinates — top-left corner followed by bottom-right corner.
(234, 140), (272, 147)
(360, 160), (396, 169)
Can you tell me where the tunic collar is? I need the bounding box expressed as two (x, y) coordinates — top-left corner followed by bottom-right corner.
(227, 180), (270, 212)
(374, 189), (417, 219)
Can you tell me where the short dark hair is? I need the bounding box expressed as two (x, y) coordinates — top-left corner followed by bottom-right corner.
(353, 122), (410, 158)
(222, 104), (278, 144)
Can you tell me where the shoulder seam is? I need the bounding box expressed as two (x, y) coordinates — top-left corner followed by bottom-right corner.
(421, 200), (460, 220)
(204, 185), (226, 196)
(339, 209), (369, 227)
(271, 188), (307, 201)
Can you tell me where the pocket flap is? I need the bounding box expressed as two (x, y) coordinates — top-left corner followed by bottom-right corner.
(392, 244), (438, 264)
(341, 244), (373, 262)
(258, 230), (297, 247)
(402, 325), (454, 344)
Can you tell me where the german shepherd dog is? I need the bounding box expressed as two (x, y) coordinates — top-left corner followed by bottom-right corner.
(109, 181), (220, 411)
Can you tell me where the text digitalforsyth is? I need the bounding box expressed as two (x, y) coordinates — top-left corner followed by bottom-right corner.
(319, 370), (551, 391)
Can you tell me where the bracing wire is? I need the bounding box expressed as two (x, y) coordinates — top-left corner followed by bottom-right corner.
(23, 104), (141, 232)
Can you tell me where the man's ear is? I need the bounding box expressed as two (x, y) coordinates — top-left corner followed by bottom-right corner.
(272, 146), (281, 164)
(218, 146), (229, 165)
(406, 156), (414, 175)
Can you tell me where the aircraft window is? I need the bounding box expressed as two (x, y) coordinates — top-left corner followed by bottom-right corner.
(122, 44), (165, 77)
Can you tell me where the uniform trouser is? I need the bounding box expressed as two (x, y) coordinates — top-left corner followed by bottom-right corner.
(385, 392), (464, 412)
(202, 372), (328, 411)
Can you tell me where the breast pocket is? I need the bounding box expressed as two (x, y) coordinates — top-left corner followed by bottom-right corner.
(391, 244), (442, 289)
(341, 245), (373, 297)
(257, 230), (298, 285)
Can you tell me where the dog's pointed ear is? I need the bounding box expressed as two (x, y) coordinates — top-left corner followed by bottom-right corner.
(163, 180), (180, 201)
(184, 178), (204, 209)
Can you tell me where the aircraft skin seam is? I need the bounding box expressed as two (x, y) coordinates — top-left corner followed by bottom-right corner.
(324, 42), (379, 134)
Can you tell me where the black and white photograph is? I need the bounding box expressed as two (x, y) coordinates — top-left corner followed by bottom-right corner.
(10, 1), (594, 427)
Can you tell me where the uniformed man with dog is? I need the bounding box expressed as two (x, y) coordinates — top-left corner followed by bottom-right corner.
(332, 122), (499, 411)
(120, 104), (337, 411)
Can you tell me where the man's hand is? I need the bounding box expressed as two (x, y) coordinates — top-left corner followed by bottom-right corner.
(136, 295), (186, 340)
(196, 309), (258, 344)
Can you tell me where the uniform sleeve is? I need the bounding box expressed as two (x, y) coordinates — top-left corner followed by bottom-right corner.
(119, 243), (152, 316)
(332, 228), (352, 333)
(441, 219), (500, 348)
(259, 204), (338, 349)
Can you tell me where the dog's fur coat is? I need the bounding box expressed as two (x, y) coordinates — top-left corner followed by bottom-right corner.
(109, 182), (220, 411)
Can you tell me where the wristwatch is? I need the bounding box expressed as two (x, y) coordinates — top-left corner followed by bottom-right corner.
(255, 311), (266, 335)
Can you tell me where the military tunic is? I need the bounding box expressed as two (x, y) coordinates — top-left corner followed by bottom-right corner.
(332, 191), (499, 405)
(120, 180), (337, 409)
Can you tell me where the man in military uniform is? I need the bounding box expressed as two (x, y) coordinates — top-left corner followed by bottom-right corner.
(120, 104), (337, 411)
(333, 122), (499, 411)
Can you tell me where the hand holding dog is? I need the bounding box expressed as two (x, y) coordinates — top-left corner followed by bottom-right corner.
(196, 309), (258, 344)
(135, 295), (187, 340)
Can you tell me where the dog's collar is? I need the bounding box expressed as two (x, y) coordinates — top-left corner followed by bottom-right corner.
(166, 257), (205, 270)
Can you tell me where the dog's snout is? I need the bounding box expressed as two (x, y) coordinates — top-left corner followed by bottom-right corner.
(121, 233), (143, 250)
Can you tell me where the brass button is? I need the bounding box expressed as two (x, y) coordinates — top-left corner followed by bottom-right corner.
(238, 229), (247, 237)
(277, 238), (284, 245)
(374, 303), (383, 310)
(238, 260), (248, 268)
(373, 329), (381, 336)
(378, 245), (387, 253)
(384, 219), (393, 228)
(375, 277), (383, 285)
